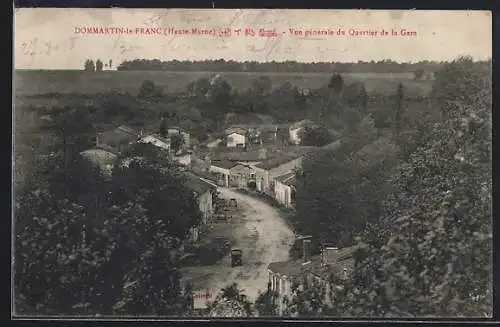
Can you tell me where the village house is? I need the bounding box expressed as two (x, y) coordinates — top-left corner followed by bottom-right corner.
(184, 172), (217, 241)
(267, 237), (314, 315)
(267, 237), (363, 315)
(224, 127), (247, 148)
(252, 154), (303, 196)
(209, 160), (238, 187)
(172, 150), (193, 167)
(273, 172), (297, 209)
(204, 138), (223, 148)
(288, 119), (317, 145)
(228, 163), (257, 189)
(138, 133), (171, 152)
(96, 125), (139, 153)
(228, 124), (280, 146)
(306, 245), (363, 307)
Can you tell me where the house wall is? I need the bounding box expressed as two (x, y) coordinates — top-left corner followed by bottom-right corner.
(173, 153), (192, 166)
(274, 181), (293, 208)
(289, 127), (303, 145)
(229, 166), (256, 189)
(253, 167), (270, 193)
(270, 157), (302, 180)
(268, 270), (295, 315)
(207, 139), (222, 148)
(198, 190), (213, 225)
(226, 133), (246, 148)
(256, 157), (302, 195)
(209, 165), (231, 186)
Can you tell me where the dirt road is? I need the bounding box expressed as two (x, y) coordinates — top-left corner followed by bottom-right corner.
(180, 188), (295, 302)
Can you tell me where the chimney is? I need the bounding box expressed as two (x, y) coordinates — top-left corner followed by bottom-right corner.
(302, 239), (311, 262)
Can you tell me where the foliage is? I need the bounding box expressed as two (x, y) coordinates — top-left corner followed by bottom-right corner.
(282, 276), (328, 317)
(111, 155), (201, 241)
(413, 68), (425, 80)
(106, 203), (187, 315)
(207, 283), (253, 317)
(84, 59), (95, 72)
(251, 76), (273, 96)
(170, 133), (184, 153)
(95, 59), (103, 72)
(327, 57), (492, 317)
(294, 149), (384, 252)
(138, 80), (164, 99)
(328, 73), (344, 93)
(254, 287), (279, 316)
(158, 118), (168, 137)
(15, 146), (196, 315)
(344, 82), (368, 112)
(117, 58), (450, 74)
(300, 125), (335, 147)
(14, 186), (113, 314)
(393, 83), (404, 134)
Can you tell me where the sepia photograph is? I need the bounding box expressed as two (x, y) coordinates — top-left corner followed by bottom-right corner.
(12, 8), (492, 318)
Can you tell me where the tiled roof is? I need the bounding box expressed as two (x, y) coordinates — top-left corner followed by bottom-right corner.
(100, 125), (139, 146)
(229, 164), (254, 175)
(213, 150), (264, 162)
(309, 257), (355, 281)
(117, 125), (138, 135)
(184, 172), (215, 194)
(274, 172), (296, 186)
(225, 127), (248, 135)
(149, 133), (171, 143)
(321, 138), (345, 150)
(268, 255), (320, 277)
(211, 160), (239, 170)
(290, 119), (316, 130)
(255, 154), (298, 170)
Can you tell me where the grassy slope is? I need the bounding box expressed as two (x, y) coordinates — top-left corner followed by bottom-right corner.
(14, 70), (432, 97)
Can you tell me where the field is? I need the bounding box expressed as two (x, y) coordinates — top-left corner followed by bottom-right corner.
(14, 70), (432, 97)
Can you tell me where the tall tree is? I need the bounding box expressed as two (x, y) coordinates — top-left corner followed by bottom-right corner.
(394, 83), (404, 135)
(39, 107), (96, 199)
(138, 80), (163, 100)
(328, 73), (344, 94)
(111, 155), (201, 241)
(170, 133), (184, 153)
(299, 125), (334, 147)
(84, 59), (95, 72)
(95, 59), (104, 72)
(159, 118), (168, 137)
(14, 185), (113, 314)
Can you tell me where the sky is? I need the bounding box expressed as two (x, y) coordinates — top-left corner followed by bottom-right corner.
(14, 8), (492, 70)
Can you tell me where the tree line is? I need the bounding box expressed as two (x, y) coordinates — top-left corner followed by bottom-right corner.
(84, 59), (114, 72)
(117, 58), (452, 74)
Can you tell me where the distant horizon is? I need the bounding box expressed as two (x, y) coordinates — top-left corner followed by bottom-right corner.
(14, 55), (492, 72)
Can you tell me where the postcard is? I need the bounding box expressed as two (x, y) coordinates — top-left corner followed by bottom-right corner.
(13, 8), (492, 319)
